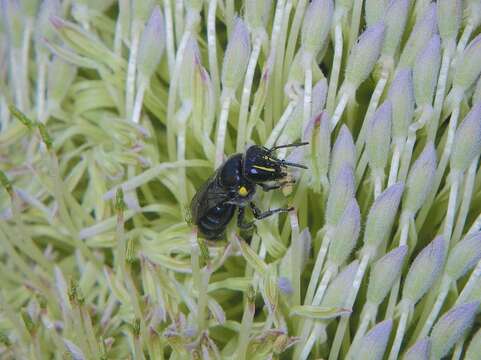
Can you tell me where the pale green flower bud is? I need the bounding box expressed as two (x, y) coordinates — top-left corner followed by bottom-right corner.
(402, 236), (445, 304)
(388, 68), (414, 141)
(21, 0), (38, 17)
(36, 0), (60, 45)
(328, 199), (361, 266)
(321, 260), (359, 308)
(403, 142), (437, 214)
(413, 35), (441, 107)
(133, 0), (154, 23)
(221, 18), (251, 91)
(403, 338), (431, 360)
(430, 302), (480, 359)
(365, 0), (388, 27)
(363, 183), (404, 253)
(466, 328), (481, 360)
(47, 56), (77, 106)
(367, 245), (408, 305)
(382, 0), (410, 57)
(2, 0), (24, 47)
(325, 165), (355, 227)
(345, 23), (385, 88)
(399, 3), (437, 68)
(453, 34), (481, 91)
(352, 320), (393, 360)
(178, 37), (200, 101)
(245, 0), (272, 31)
(450, 102), (481, 173)
(314, 111), (331, 181)
(301, 0), (334, 56)
(185, 0), (203, 12)
(446, 232), (481, 281)
(437, 0), (462, 50)
(366, 101), (392, 174)
(312, 78), (328, 116)
(330, 125), (356, 181)
(137, 6), (165, 80)
(474, 77), (481, 104)
(465, 0), (481, 29)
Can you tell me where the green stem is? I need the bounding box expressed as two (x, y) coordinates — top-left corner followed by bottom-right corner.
(347, 0), (364, 53)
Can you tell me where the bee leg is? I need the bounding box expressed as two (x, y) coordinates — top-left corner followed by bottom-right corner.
(259, 180), (296, 192)
(250, 202), (294, 220)
(237, 207), (255, 229)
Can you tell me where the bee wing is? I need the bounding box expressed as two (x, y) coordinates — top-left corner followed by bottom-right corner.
(190, 173), (229, 223)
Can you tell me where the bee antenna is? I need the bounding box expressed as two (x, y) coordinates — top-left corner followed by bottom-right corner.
(268, 142), (309, 152)
(280, 160), (308, 169)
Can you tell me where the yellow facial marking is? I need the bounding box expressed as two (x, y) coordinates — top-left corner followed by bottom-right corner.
(238, 186), (249, 197)
(253, 165), (276, 172)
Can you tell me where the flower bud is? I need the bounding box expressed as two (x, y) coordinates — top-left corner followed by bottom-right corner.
(221, 18), (251, 91)
(47, 56), (77, 106)
(446, 232), (481, 281)
(453, 34), (481, 92)
(430, 302), (480, 359)
(325, 165), (355, 227)
(321, 260), (359, 308)
(36, 0), (60, 45)
(312, 78), (328, 116)
(388, 68), (414, 141)
(466, 328), (481, 360)
(328, 198), (361, 266)
(137, 6), (166, 79)
(301, 0), (334, 56)
(399, 3), (437, 68)
(403, 142), (437, 214)
(437, 0), (462, 50)
(133, 0), (154, 23)
(366, 101), (392, 174)
(367, 245), (408, 305)
(402, 236), (445, 304)
(313, 111), (331, 182)
(178, 37), (200, 101)
(450, 102), (481, 172)
(330, 125), (356, 181)
(363, 183), (404, 252)
(413, 35), (441, 107)
(474, 77), (481, 104)
(245, 0), (272, 31)
(345, 23), (385, 88)
(352, 320), (393, 360)
(382, 0), (409, 57)
(403, 338), (431, 360)
(2, 0), (24, 47)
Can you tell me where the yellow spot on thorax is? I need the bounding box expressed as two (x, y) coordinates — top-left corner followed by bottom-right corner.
(238, 186), (249, 197)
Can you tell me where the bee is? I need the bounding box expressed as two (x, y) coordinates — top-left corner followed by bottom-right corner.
(190, 142), (308, 240)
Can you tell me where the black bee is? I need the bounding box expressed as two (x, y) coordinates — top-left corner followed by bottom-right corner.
(190, 142), (308, 240)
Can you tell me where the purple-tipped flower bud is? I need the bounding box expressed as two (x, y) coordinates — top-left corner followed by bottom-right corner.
(178, 37), (200, 101)
(403, 142), (437, 214)
(365, 0), (388, 26)
(437, 0), (462, 50)
(36, 0), (60, 45)
(278, 276), (293, 295)
(413, 35), (441, 107)
(388, 68), (414, 141)
(451, 102), (481, 172)
(330, 125), (356, 181)
(466, 328), (481, 360)
(363, 183), (404, 252)
(402, 236), (445, 304)
(367, 245), (408, 305)
(221, 18), (251, 91)
(137, 6), (166, 79)
(328, 199), (361, 266)
(403, 338), (431, 360)
(446, 232), (481, 281)
(325, 165), (355, 227)
(301, 0), (333, 57)
(321, 260), (359, 308)
(382, 0), (409, 57)
(345, 23), (385, 88)
(475, 77), (481, 104)
(314, 111), (331, 180)
(312, 78), (328, 116)
(430, 302), (480, 359)
(453, 34), (481, 92)
(366, 101), (392, 174)
(354, 320), (393, 360)
(245, 0), (272, 30)
(399, 3), (437, 68)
